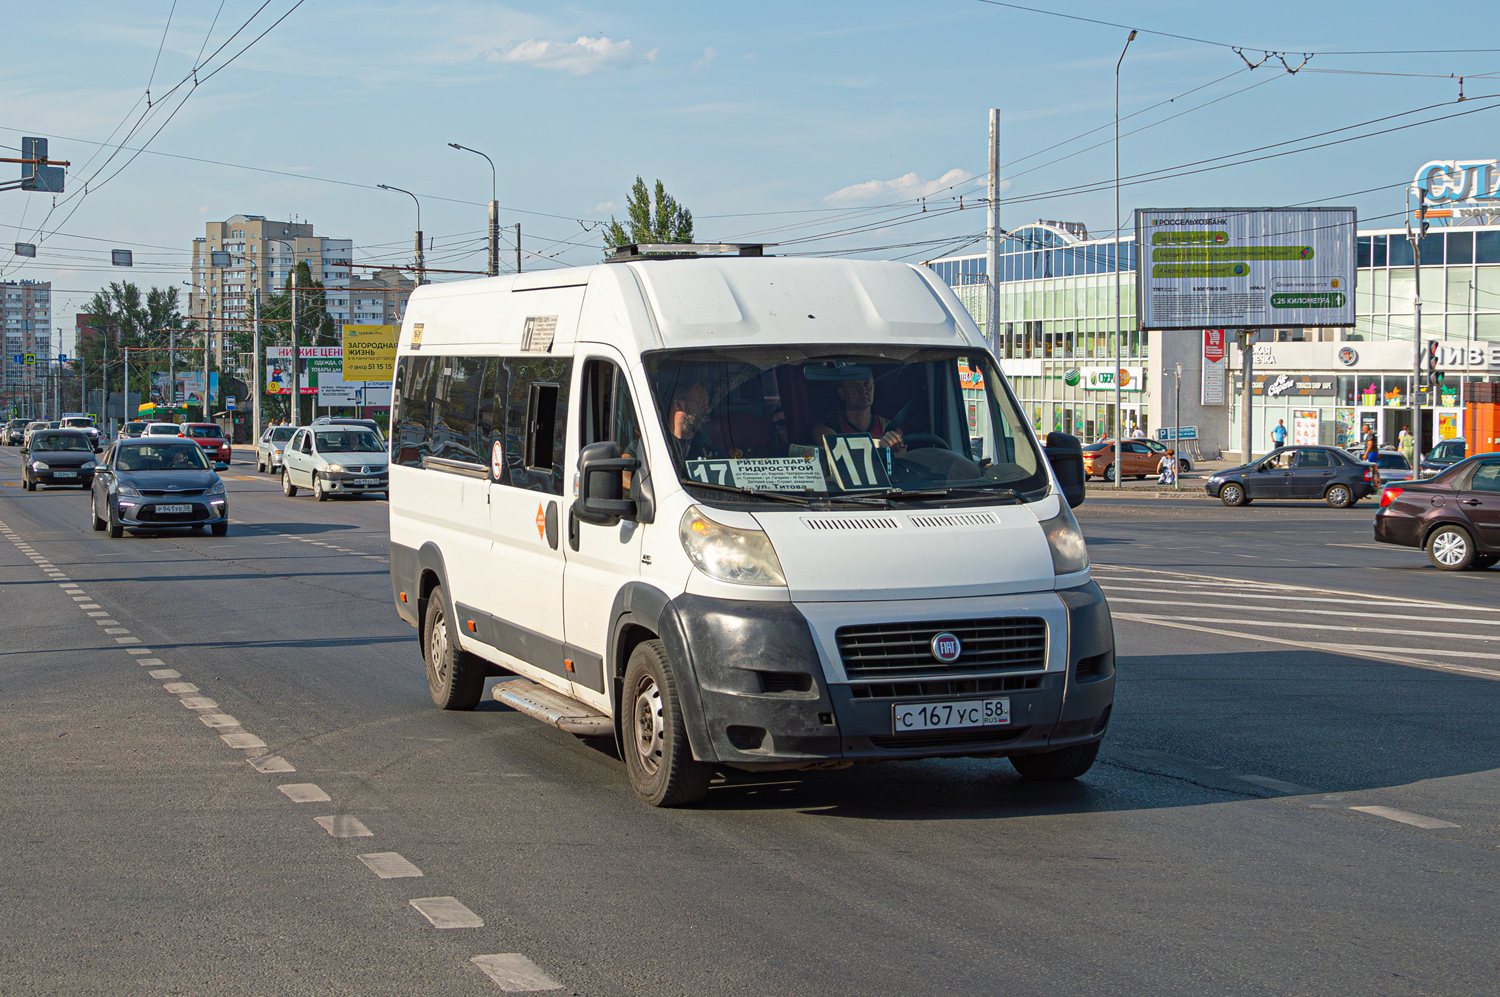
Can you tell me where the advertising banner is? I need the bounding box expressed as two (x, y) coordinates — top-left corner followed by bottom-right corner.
(174, 372), (219, 407)
(266, 346), (342, 396)
(317, 369), (393, 407)
(1201, 329), (1226, 406)
(1135, 207), (1356, 330)
(1080, 366), (1144, 392)
(342, 324), (398, 381)
(1293, 409), (1320, 446)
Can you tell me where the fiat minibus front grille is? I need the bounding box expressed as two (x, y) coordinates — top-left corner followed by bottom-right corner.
(835, 617), (1047, 678)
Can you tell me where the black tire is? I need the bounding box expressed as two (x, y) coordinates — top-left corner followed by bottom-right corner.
(1325, 483), (1354, 509)
(1472, 554), (1498, 570)
(621, 640), (712, 807)
(422, 585), (483, 710)
(211, 521), (228, 537)
(312, 473), (328, 502)
(1428, 525), (1476, 571)
(1010, 741), (1101, 780)
(107, 502), (123, 539)
(90, 494), (106, 532)
(281, 469), (298, 497)
(1220, 482), (1246, 507)
(1178, 459), (1192, 473)
(256, 459), (265, 473)
(1135, 474), (1147, 481)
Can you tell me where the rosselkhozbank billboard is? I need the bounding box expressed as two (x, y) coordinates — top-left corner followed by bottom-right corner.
(1135, 207), (1356, 330)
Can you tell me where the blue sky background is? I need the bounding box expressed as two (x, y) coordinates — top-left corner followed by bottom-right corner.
(3, 1), (1498, 341)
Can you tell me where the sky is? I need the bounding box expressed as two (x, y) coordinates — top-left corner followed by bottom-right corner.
(3, 0), (1498, 351)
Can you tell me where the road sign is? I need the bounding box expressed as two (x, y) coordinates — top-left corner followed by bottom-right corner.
(14, 243), (36, 258)
(11, 355), (21, 365)
(1156, 426), (1199, 441)
(23, 353), (36, 365)
(111, 249), (133, 267)
(227, 396), (236, 411)
(57, 353), (67, 363)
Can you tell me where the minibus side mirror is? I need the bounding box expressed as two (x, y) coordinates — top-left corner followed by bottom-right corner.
(1043, 432), (1086, 509)
(576, 441), (639, 526)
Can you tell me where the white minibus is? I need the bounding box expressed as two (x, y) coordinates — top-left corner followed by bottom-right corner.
(388, 245), (1113, 806)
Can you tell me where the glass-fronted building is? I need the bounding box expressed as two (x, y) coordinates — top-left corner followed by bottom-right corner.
(929, 220), (1500, 458)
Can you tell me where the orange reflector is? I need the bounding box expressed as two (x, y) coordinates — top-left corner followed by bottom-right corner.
(467, 620), (477, 632)
(399, 592), (407, 603)
(564, 658), (575, 672)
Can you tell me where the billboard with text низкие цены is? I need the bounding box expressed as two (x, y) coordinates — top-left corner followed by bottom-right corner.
(1135, 207), (1356, 330)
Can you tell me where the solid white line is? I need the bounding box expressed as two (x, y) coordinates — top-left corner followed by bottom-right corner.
(358, 852), (423, 879)
(315, 815), (373, 838)
(1104, 596), (1500, 628)
(221, 731), (266, 749)
(163, 682), (198, 694)
(279, 783), (331, 803)
(470, 954), (563, 991)
(409, 897), (482, 929)
(1350, 806), (1459, 829)
(1118, 612), (1500, 647)
(1095, 564), (1500, 614)
(1113, 613), (1500, 679)
(1099, 583), (1488, 613)
(248, 755), (295, 773)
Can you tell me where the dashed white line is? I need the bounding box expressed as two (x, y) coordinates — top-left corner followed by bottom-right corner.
(163, 682), (198, 694)
(200, 713), (240, 728)
(470, 954), (563, 992)
(179, 697), (217, 710)
(248, 755), (296, 773)
(1351, 806), (1460, 829)
(315, 815), (372, 838)
(221, 731), (266, 749)
(115, 637), (141, 644)
(149, 669), (181, 680)
(105, 627), (130, 635)
(136, 658), (164, 667)
(279, 783), (331, 803)
(409, 897), (483, 929)
(125, 648), (150, 655)
(87, 612), (108, 617)
(358, 852), (423, 879)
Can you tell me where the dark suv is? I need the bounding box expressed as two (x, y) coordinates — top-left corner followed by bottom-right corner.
(1374, 455), (1500, 570)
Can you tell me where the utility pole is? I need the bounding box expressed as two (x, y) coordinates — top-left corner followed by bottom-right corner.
(1239, 329), (1254, 463)
(123, 348), (130, 426)
(1113, 28), (1137, 487)
(1172, 362), (1183, 491)
(204, 308), (212, 422)
(516, 223), (522, 274)
(252, 287), (263, 443)
(986, 108), (1001, 358)
(1406, 186), (1429, 464)
(291, 266), (300, 426)
(448, 143), (499, 277)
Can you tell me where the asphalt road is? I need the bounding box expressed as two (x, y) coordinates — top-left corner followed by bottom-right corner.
(1, 452), (1498, 996)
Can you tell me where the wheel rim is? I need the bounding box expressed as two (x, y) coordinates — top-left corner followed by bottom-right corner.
(632, 677), (665, 777)
(427, 609), (449, 688)
(1224, 485), (1241, 504)
(1329, 486), (1349, 505)
(1433, 531), (1467, 566)
(313, 476), (322, 498)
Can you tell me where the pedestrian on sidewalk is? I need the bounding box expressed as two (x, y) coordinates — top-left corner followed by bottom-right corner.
(1156, 448), (1177, 486)
(1271, 418), (1288, 449)
(1363, 431), (1379, 463)
(1130, 424), (1146, 439)
(1398, 426), (1415, 465)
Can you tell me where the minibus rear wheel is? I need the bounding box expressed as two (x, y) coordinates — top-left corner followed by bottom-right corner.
(423, 585), (484, 709)
(622, 640), (712, 807)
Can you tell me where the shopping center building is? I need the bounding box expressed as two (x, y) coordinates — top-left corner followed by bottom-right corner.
(927, 197), (1500, 461)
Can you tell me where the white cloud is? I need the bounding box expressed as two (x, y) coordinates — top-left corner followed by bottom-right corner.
(692, 47), (716, 71)
(594, 201), (616, 213)
(488, 36), (645, 75)
(823, 168), (977, 206)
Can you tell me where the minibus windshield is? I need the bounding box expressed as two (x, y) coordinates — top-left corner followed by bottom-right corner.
(643, 346), (1048, 504)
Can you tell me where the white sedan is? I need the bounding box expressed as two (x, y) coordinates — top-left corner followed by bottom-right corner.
(256, 425), (296, 473)
(280, 426), (389, 500)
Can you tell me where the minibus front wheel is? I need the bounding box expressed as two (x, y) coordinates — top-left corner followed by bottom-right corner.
(622, 640), (712, 807)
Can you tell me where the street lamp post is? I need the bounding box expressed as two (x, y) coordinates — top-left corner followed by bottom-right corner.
(1406, 186), (1429, 465)
(378, 183), (426, 285)
(449, 143), (499, 277)
(1113, 28), (1137, 488)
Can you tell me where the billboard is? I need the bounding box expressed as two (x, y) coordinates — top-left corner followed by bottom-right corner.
(317, 370), (393, 407)
(1201, 330), (1226, 406)
(342, 324), (397, 381)
(266, 346), (342, 396)
(1135, 207), (1356, 330)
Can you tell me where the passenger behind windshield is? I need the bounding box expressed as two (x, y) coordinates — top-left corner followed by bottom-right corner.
(33, 434), (92, 452)
(315, 430), (384, 453)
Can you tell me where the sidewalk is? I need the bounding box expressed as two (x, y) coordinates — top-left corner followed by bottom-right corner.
(1082, 457), (1239, 499)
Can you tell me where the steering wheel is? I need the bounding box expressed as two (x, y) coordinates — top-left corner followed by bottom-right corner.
(898, 432), (950, 451)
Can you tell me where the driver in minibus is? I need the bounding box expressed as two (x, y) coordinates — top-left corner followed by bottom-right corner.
(808, 362), (907, 454)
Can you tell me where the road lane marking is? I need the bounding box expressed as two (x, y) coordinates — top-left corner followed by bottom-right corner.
(105, 627), (130, 634)
(358, 852), (423, 879)
(200, 714), (240, 728)
(115, 637), (141, 644)
(1113, 613), (1500, 680)
(179, 697), (217, 709)
(315, 815), (372, 838)
(409, 897), (482, 929)
(125, 648), (150, 655)
(1099, 583), (1490, 614)
(87, 611), (108, 617)
(221, 731), (266, 749)
(1326, 542), (1393, 550)
(149, 669), (181, 679)
(248, 755), (295, 773)
(470, 954), (563, 992)
(163, 682), (199, 694)
(1351, 806), (1459, 829)
(279, 783), (331, 803)
(137, 658), (164, 667)
(1103, 596), (1500, 628)
(1094, 564), (1500, 614)
(1117, 612), (1500, 647)
(1236, 774), (1318, 795)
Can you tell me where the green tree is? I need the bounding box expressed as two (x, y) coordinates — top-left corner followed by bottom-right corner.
(252, 260), (337, 423)
(78, 282), (192, 397)
(603, 176), (694, 256)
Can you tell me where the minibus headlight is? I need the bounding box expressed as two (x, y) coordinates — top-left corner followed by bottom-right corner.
(1040, 501), (1089, 574)
(679, 506), (786, 587)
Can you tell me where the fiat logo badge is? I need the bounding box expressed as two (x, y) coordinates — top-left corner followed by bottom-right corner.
(930, 632), (962, 663)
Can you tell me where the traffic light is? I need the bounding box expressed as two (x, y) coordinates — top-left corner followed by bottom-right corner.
(1425, 340), (1442, 390)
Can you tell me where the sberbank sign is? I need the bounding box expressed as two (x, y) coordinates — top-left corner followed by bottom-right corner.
(1415, 159), (1500, 211)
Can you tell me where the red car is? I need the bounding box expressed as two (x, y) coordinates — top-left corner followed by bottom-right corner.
(182, 422), (233, 466)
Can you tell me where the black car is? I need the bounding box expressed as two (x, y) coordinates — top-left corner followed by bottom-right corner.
(1419, 438), (1466, 478)
(90, 438), (229, 537)
(1205, 445), (1378, 508)
(1375, 454), (1500, 570)
(2, 418), (27, 446)
(21, 430), (99, 490)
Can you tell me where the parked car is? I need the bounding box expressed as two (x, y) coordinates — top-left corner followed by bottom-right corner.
(1082, 439), (1162, 480)
(256, 425), (296, 473)
(1420, 438), (1467, 478)
(121, 421), (149, 439)
(311, 415), (384, 440)
(1370, 451), (1414, 482)
(90, 438), (228, 538)
(21, 429), (99, 490)
(1374, 455), (1500, 570)
(1206, 446), (1377, 508)
(2, 418), (28, 445)
(181, 422), (233, 467)
(280, 426), (388, 500)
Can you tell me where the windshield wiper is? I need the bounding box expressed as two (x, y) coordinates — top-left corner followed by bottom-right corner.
(681, 479), (812, 506)
(876, 484), (1024, 503)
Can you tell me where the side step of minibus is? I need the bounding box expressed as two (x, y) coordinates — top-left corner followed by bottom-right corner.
(492, 679), (613, 737)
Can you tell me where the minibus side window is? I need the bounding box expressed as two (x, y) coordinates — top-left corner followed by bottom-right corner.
(392, 355), (434, 468)
(581, 359), (644, 489)
(431, 356), (490, 464)
(503, 356), (572, 495)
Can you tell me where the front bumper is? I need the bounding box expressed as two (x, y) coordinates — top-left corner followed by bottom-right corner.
(660, 583), (1115, 769)
(31, 469), (94, 486)
(116, 497), (228, 527)
(322, 470), (388, 494)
